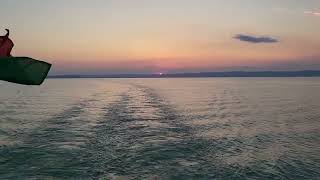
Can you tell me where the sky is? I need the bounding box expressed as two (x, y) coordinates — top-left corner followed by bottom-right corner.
(0, 0), (319, 75)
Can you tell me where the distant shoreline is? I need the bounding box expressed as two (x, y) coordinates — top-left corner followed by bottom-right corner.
(48, 70), (320, 78)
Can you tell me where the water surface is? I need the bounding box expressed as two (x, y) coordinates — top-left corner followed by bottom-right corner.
(0, 78), (319, 179)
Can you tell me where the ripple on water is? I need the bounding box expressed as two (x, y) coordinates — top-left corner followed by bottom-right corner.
(1, 78), (320, 179)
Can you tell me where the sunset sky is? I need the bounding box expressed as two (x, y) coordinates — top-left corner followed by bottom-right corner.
(1, 0), (319, 74)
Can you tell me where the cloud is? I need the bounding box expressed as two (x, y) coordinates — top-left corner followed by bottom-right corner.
(304, 11), (320, 16)
(234, 34), (278, 43)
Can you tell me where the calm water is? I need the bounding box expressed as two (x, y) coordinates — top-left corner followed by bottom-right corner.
(0, 78), (319, 179)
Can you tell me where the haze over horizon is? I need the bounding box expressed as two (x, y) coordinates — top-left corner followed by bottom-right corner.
(1, 0), (319, 75)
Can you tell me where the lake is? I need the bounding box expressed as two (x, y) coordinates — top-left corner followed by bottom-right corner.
(0, 78), (319, 179)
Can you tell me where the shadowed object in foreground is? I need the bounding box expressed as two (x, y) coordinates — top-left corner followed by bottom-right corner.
(0, 29), (51, 85)
(0, 57), (51, 85)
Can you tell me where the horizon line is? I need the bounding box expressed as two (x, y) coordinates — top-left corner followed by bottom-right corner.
(48, 70), (320, 78)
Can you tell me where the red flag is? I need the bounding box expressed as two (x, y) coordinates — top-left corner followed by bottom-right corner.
(0, 29), (14, 57)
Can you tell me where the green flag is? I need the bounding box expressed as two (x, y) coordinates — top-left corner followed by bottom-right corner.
(0, 57), (51, 85)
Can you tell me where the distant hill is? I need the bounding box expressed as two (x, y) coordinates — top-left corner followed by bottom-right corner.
(49, 70), (320, 78)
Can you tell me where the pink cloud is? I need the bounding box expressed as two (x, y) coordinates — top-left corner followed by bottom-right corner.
(304, 11), (320, 16)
